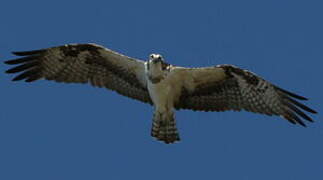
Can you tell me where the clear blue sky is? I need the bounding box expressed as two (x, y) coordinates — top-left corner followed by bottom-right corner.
(1, 0), (322, 179)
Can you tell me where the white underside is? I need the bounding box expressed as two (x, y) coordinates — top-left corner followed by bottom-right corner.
(146, 69), (184, 114)
(148, 79), (173, 112)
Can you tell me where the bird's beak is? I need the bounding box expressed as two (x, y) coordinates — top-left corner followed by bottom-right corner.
(151, 59), (159, 64)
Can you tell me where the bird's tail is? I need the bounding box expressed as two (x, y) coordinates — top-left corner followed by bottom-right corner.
(151, 111), (180, 144)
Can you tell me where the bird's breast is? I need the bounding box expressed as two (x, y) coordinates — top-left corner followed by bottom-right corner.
(147, 72), (183, 109)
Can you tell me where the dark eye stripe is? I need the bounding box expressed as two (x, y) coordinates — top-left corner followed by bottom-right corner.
(162, 63), (168, 70)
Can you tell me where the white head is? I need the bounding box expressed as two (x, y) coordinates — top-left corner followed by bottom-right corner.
(146, 53), (170, 83)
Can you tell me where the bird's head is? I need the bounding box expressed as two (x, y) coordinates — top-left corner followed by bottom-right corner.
(146, 53), (170, 83)
(147, 53), (170, 71)
(149, 53), (164, 64)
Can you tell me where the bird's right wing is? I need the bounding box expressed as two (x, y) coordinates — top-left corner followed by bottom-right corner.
(5, 43), (152, 104)
(174, 65), (316, 126)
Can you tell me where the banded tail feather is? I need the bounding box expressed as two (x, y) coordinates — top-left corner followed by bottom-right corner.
(151, 111), (180, 144)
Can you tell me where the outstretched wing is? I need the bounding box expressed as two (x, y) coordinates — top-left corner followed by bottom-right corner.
(5, 43), (152, 104)
(175, 64), (317, 126)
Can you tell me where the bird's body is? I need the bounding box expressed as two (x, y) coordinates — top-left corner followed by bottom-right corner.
(145, 56), (185, 142)
(4, 43), (317, 144)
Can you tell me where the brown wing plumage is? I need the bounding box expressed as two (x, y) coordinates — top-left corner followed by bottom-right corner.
(5, 43), (152, 104)
(176, 64), (317, 126)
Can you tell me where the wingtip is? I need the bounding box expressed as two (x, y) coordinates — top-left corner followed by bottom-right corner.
(4, 60), (12, 65)
(275, 86), (308, 100)
(283, 112), (308, 127)
(298, 121), (307, 127)
(5, 68), (17, 74)
(310, 109), (318, 114)
(12, 77), (21, 81)
(11, 51), (33, 56)
(12, 51), (21, 56)
(12, 49), (45, 56)
(286, 96), (317, 114)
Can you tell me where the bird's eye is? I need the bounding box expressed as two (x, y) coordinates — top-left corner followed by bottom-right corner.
(150, 54), (154, 58)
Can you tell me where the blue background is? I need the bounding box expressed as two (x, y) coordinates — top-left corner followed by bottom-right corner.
(1, 0), (322, 179)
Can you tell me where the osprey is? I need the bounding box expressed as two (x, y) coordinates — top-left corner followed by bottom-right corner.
(5, 43), (317, 144)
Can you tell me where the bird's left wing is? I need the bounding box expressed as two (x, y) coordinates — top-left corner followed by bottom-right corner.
(5, 43), (152, 104)
(174, 64), (317, 126)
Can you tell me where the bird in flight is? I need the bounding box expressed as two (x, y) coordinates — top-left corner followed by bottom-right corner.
(4, 43), (317, 144)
